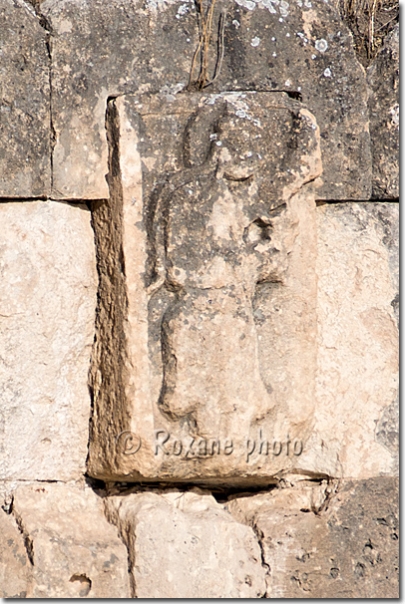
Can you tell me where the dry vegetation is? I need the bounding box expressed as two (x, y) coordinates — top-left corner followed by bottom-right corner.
(339, 0), (399, 65)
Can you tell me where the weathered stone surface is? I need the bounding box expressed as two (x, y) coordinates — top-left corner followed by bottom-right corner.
(0, 509), (30, 598)
(0, 201), (97, 481)
(10, 482), (131, 598)
(42, 0), (370, 200)
(227, 477), (399, 598)
(105, 488), (266, 598)
(41, 0), (200, 199)
(87, 91), (322, 484)
(367, 24), (399, 199)
(0, 0), (51, 198)
(299, 202), (399, 479)
(214, 0), (372, 200)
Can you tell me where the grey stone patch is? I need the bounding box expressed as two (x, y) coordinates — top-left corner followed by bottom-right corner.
(367, 202), (399, 326)
(212, 0), (372, 199)
(376, 395), (399, 458)
(228, 477), (399, 598)
(367, 25), (399, 199)
(0, 0), (51, 198)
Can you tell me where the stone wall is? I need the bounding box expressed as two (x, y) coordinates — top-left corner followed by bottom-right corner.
(0, 0), (398, 598)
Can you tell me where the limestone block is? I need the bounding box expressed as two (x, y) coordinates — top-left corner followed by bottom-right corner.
(0, 509), (30, 598)
(227, 477), (399, 598)
(367, 25), (399, 199)
(42, 0), (370, 200)
(300, 202), (398, 479)
(10, 483), (131, 598)
(0, 0), (51, 198)
(41, 0), (199, 199)
(87, 91), (322, 484)
(105, 488), (266, 598)
(0, 201), (97, 481)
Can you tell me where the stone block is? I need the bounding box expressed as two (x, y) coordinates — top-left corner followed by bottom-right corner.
(105, 488), (266, 598)
(87, 91), (322, 484)
(0, 0), (51, 198)
(299, 202), (399, 479)
(215, 0), (372, 199)
(227, 477), (399, 598)
(0, 201), (97, 481)
(10, 482), (131, 598)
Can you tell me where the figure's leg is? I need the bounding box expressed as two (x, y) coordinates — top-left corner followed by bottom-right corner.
(158, 287), (274, 438)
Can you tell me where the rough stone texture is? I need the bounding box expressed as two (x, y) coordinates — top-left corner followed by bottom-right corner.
(105, 488), (266, 598)
(0, 0), (51, 198)
(214, 0), (372, 200)
(0, 201), (97, 481)
(10, 482), (131, 598)
(41, 0), (200, 199)
(297, 202), (399, 479)
(41, 0), (370, 201)
(87, 91), (322, 484)
(367, 24), (399, 199)
(227, 477), (399, 598)
(0, 509), (30, 598)
(0, 1), (399, 597)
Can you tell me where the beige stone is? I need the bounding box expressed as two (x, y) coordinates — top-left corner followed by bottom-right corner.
(0, 0), (51, 198)
(227, 477), (399, 598)
(11, 482), (131, 598)
(87, 91), (322, 484)
(0, 508), (31, 598)
(105, 488), (266, 598)
(299, 202), (399, 479)
(0, 201), (97, 481)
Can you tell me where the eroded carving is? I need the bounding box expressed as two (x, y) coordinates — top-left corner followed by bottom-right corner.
(147, 101), (298, 436)
(88, 92), (322, 482)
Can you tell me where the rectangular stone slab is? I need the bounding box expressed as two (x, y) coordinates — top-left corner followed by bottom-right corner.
(0, 201), (97, 480)
(0, 0), (51, 198)
(299, 201), (399, 479)
(105, 489), (266, 598)
(87, 91), (323, 484)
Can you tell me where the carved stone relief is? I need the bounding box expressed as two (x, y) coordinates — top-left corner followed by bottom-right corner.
(88, 92), (322, 483)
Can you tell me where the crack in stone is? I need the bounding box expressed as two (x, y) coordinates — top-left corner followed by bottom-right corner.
(11, 507), (35, 567)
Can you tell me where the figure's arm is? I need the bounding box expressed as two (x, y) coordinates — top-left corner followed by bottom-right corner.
(146, 163), (215, 295)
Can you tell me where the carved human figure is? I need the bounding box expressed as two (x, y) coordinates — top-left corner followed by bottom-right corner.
(149, 99), (297, 437)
